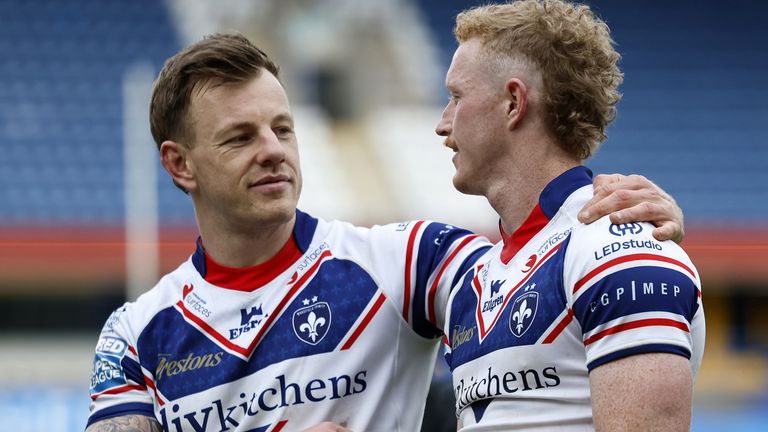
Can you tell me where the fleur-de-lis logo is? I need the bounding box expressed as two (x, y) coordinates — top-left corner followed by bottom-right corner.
(512, 299), (532, 334)
(509, 291), (538, 338)
(292, 298), (332, 345)
(299, 311), (326, 342)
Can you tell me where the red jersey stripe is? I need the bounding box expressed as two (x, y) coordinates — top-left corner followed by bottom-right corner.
(90, 384), (146, 401)
(542, 309), (574, 344)
(403, 221), (425, 322)
(574, 253), (697, 295)
(427, 235), (479, 324)
(583, 318), (690, 346)
(341, 293), (387, 350)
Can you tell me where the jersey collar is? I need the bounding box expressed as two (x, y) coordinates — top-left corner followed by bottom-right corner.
(499, 166), (592, 264)
(191, 209), (318, 291)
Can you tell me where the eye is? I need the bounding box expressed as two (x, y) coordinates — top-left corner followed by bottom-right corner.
(227, 134), (253, 146)
(274, 126), (294, 139)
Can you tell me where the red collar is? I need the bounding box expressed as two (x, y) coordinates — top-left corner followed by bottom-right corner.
(499, 204), (550, 265)
(202, 235), (303, 291)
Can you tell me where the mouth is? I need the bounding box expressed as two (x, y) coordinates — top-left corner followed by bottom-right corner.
(444, 138), (458, 152)
(249, 174), (291, 192)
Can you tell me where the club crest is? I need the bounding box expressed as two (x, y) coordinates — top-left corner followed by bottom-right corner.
(292, 298), (332, 345)
(509, 289), (538, 338)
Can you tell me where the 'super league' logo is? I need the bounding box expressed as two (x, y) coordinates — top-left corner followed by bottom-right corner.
(292, 297), (332, 345)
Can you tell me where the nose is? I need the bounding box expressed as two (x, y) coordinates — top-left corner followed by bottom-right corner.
(256, 130), (286, 166)
(435, 102), (453, 137)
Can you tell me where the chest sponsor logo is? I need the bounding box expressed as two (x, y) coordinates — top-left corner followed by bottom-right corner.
(293, 297), (332, 345)
(536, 228), (571, 256)
(159, 370), (368, 432)
(229, 304), (266, 340)
(455, 365), (560, 413)
(155, 352), (224, 380)
(290, 242), (330, 284)
(451, 324), (476, 350)
(521, 254), (537, 273)
(481, 280), (506, 313)
(609, 222), (643, 237)
(509, 284), (538, 338)
(182, 284), (212, 318)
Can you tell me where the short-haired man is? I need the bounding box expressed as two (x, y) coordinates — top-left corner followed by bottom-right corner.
(436, 1), (704, 430)
(86, 33), (686, 431)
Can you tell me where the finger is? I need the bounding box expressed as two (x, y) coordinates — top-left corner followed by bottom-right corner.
(580, 188), (645, 223)
(592, 173), (626, 188)
(593, 173), (652, 191)
(582, 174), (650, 222)
(652, 223), (683, 243)
(608, 201), (667, 225)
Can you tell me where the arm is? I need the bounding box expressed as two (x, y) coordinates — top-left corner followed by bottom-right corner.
(86, 415), (162, 432)
(589, 353), (692, 431)
(302, 422), (352, 432)
(578, 174), (684, 243)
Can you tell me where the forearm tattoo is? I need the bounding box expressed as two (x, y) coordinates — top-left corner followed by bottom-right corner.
(85, 415), (162, 432)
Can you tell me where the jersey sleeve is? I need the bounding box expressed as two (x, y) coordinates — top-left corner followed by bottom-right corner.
(372, 220), (491, 339)
(87, 304), (156, 427)
(563, 219), (703, 371)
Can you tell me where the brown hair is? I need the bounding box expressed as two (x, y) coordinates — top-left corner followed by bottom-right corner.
(455, 0), (623, 159)
(149, 33), (280, 148)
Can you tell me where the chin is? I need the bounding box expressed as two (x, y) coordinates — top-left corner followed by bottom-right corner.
(452, 175), (482, 197)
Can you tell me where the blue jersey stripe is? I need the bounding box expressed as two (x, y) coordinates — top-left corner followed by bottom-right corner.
(412, 223), (477, 338)
(587, 343), (691, 371)
(573, 266), (698, 334)
(87, 402), (155, 427)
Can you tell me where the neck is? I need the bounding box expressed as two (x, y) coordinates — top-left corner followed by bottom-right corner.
(488, 147), (580, 234)
(197, 213), (296, 268)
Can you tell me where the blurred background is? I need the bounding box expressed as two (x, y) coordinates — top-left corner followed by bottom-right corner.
(0, 0), (766, 430)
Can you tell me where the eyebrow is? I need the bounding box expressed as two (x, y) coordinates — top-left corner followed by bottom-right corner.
(213, 112), (294, 142)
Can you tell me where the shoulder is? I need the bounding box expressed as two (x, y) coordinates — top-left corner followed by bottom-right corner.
(568, 217), (692, 269)
(100, 260), (193, 337)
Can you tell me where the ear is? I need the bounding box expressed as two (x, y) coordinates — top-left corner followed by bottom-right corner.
(160, 140), (196, 193)
(505, 78), (528, 130)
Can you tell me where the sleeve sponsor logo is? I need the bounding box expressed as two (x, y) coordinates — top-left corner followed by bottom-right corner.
(434, 224), (455, 246)
(589, 280), (686, 314)
(593, 239), (662, 261)
(103, 306), (127, 333)
(95, 336), (128, 358)
(609, 223), (643, 237)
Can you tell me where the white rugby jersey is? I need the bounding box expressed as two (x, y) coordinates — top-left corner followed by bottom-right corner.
(444, 166), (705, 431)
(88, 210), (491, 431)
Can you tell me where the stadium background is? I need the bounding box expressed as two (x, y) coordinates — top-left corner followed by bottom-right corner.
(0, 0), (766, 430)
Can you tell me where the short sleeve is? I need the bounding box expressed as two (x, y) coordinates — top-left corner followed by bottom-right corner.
(563, 220), (703, 371)
(87, 304), (156, 427)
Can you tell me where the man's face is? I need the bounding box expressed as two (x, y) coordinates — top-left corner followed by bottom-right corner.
(184, 71), (302, 228)
(436, 39), (508, 196)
